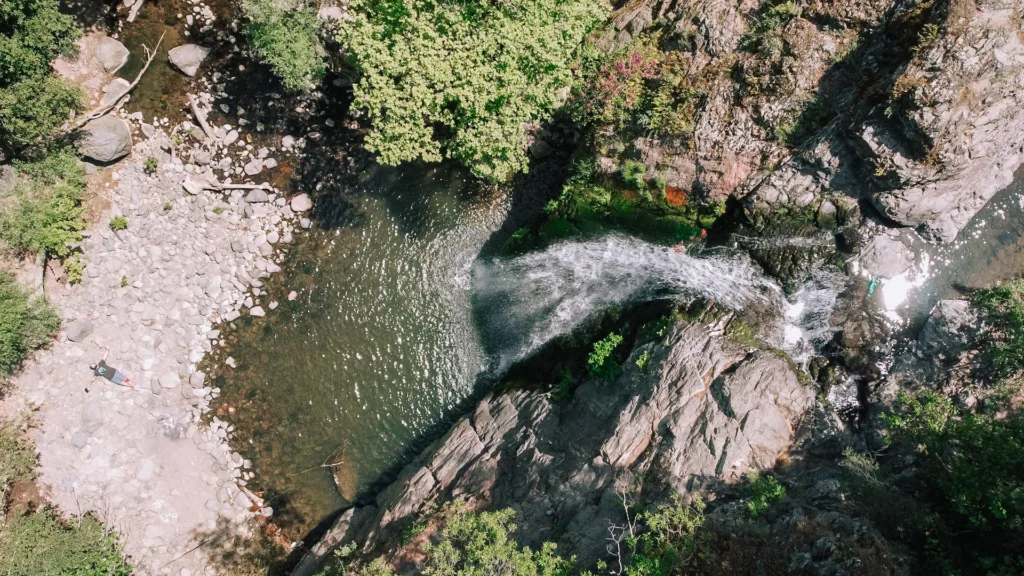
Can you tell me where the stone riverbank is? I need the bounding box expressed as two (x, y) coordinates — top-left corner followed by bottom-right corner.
(1, 111), (310, 574)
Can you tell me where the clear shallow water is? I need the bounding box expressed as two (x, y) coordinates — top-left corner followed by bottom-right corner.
(216, 165), (508, 534)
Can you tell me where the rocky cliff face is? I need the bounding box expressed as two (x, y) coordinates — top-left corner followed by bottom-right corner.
(594, 0), (1024, 243)
(294, 316), (816, 574)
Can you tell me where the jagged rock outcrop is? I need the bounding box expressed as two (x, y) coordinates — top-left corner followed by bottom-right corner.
(868, 0), (1024, 241)
(294, 318), (815, 575)
(592, 0), (1024, 243)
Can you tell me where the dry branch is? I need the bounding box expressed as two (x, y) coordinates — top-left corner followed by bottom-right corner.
(72, 31), (165, 129)
(188, 94), (214, 139)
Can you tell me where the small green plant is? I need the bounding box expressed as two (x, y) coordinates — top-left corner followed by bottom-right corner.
(913, 23), (941, 54)
(212, 206), (226, 215)
(163, 202), (173, 211)
(143, 156), (158, 174)
(635, 350), (650, 372)
(587, 332), (624, 380)
(744, 472), (786, 517)
(108, 216), (127, 231)
(621, 159), (648, 191)
(400, 517), (428, 545)
(840, 447), (883, 487)
(547, 368), (576, 402)
(63, 254), (84, 285)
(120, 275), (128, 288)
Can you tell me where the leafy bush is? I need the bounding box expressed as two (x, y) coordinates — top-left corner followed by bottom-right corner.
(587, 332), (623, 380)
(885, 390), (1024, 528)
(744, 472), (786, 517)
(0, 148), (87, 259)
(621, 160), (648, 191)
(0, 421), (36, 509)
(423, 502), (574, 576)
(0, 75), (83, 152)
(242, 0), (326, 92)
(0, 271), (59, 376)
(0, 0), (83, 155)
(63, 254), (84, 284)
(143, 155), (158, 173)
(108, 216), (127, 231)
(738, 0), (802, 55)
(0, 510), (132, 576)
(975, 280), (1024, 381)
(572, 37), (662, 127)
(629, 495), (708, 574)
(339, 0), (605, 181)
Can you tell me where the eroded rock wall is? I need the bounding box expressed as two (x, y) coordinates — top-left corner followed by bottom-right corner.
(294, 317), (815, 575)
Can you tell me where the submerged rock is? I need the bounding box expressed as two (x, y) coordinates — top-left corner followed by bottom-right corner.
(168, 44), (211, 77)
(76, 116), (132, 163)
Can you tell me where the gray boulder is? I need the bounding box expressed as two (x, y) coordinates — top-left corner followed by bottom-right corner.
(82, 403), (105, 433)
(100, 78), (131, 107)
(918, 299), (979, 358)
(76, 116), (132, 163)
(245, 189), (269, 203)
(244, 158), (264, 176)
(65, 320), (94, 342)
(290, 193), (312, 212)
(858, 233), (915, 279)
(168, 44), (211, 77)
(94, 37), (129, 73)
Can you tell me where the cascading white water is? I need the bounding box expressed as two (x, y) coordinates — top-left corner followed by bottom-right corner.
(473, 234), (786, 367)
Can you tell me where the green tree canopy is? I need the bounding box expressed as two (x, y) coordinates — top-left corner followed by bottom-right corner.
(242, 0), (326, 92)
(0, 0), (82, 155)
(339, 0), (606, 181)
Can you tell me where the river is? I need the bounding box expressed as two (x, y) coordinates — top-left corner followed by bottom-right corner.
(109, 0), (1024, 544)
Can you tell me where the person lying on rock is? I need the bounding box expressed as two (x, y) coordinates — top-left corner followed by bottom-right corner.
(89, 349), (134, 389)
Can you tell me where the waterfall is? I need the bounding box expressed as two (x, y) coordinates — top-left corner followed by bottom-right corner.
(473, 234), (787, 367)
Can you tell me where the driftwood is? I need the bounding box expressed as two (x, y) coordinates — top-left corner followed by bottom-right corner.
(205, 181), (273, 191)
(127, 0), (144, 22)
(72, 31), (165, 130)
(188, 94), (214, 139)
(183, 177), (273, 195)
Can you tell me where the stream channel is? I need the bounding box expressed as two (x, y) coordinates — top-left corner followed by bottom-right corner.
(110, 0), (1024, 545)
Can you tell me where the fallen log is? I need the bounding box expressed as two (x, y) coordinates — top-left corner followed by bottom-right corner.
(72, 32), (165, 130)
(183, 176), (273, 195)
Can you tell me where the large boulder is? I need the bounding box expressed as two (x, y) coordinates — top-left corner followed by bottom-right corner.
(168, 44), (210, 77)
(76, 116), (132, 163)
(94, 36), (129, 73)
(65, 320), (94, 342)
